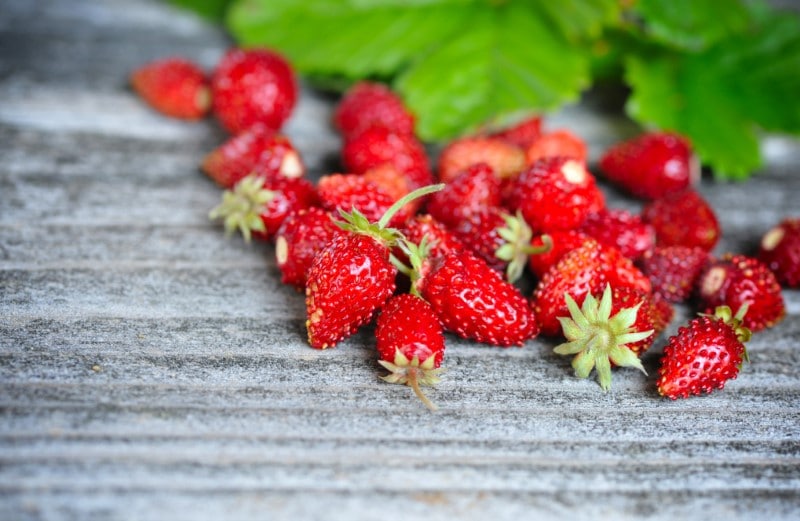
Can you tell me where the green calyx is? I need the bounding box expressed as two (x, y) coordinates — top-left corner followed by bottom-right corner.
(335, 183), (444, 246)
(493, 210), (552, 283)
(378, 348), (443, 412)
(208, 173), (274, 242)
(704, 304), (752, 362)
(554, 284), (653, 391)
(392, 236), (431, 297)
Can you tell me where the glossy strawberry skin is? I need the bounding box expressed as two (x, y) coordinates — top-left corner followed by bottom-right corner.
(211, 47), (297, 134)
(201, 126), (304, 188)
(130, 57), (210, 120)
(426, 163), (501, 228)
(757, 217), (800, 288)
(638, 246), (711, 303)
(527, 230), (592, 279)
(252, 177), (319, 241)
(579, 209), (655, 261)
(275, 208), (344, 289)
(524, 130), (588, 164)
(334, 81), (415, 139)
(376, 294), (445, 368)
(418, 250), (538, 346)
(437, 137), (525, 183)
(305, 234), (397, 349)
(599, 132), (698, 200)
(452, 207), (508, 274)
(397, 214), (465, 263)
(657, 315), (746, 399)
(490, 115), (542, 149)
(317, 174), (411, 227)
(506, 157), (605, 233)
(341, 125), (432, 188)
(642, 189), (720, 251)
(697, 254), (785, 332)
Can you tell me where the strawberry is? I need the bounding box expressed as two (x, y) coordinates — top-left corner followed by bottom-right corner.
(757, 217), (800, 288)
(317, 173), (413, 227)
(376, 293), (445, 411)
(532, 239), (651, 337)
(489, 115), (543, 149)
(437, 136), (526, 183)
(506, 157), (605, 233)
(641, 189), (720, 251)
(341, 125), (433, 188)
(554, 284), (654, 390)
(650, 293), (676, 334)
(211, 47), (297, 134)
(410, 247), (539, 346)
(208, 174), (318, 242)
(426, 163), (501, 228)
(578, 209), (655, 260)
(599, 132), (699, 200)
(275, 208), (344, 290)
(527, 230), (592, 279)
(398, 214), (464, 263)
(696, 254), (785, 332)
(305, 185), (442, 349)
(637, 246), (711, 303)
(201, 126), (304, 188)
(333, 81), (415, 139)
(524, 129), (588, 164)
(130, 57), (210, 120)
(657, 306), (751, 399)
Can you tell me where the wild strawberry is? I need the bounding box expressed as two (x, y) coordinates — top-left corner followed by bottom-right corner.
(362, 164), (422, 218)
(274, 208), (344, 290)
(657, 306), (751, 399)
(554, 284), (654, 390)
(524, 129), (588, 164)
(211, 47), (297, 134)
(697, 254), (785, 332)
(489, 115), (543, 149)
(130, 57), (210, 120)
(506, 157), (605, 233)
(208, 174), (318, 242)
(201, 126), (304, 188)
(410, 247), (539, 346)
(599, 132), (699, 200)
(437, 136), (525, 183)
(578, 209), (655, 260)
(638, 246), (711, 303)
(650, 293), (676, 334)
(341, 125), (433, 188)
(426, 163), (501, 228)
(527, 230), (592, 279)
(305, 185), (442, 349)
(757, 217), (800, 288)
(532, 239), (651, 336)
(317, 174), (413, 227)
(333, 81), (415, 139)
(376, 293), (445, 411)
(397, 214), (464, 264)
(642, 189), (720, 251)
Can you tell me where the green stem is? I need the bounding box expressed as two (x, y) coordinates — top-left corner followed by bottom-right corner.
(377, 183), (444, 230)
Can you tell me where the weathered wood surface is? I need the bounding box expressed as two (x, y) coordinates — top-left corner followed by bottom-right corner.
(1, 1), (799, 520)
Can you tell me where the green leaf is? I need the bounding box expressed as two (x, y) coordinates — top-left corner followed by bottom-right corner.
(625, 10), (800, 179)
(169, 0), (233, 21)
(633, 0), (751, 51)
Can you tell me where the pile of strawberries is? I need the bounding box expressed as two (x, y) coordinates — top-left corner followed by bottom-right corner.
(132, 48), (798, 410)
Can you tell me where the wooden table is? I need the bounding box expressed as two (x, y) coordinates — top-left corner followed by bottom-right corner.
(2, 1), (799, 519)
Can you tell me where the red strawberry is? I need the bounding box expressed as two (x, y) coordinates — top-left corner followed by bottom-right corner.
(599, 132), (699, 200)
(578, 209), (655, 260)
(334, 81), (415, 139)
(524, 129), (588, 164)
(532, 239), (651, 337)
(376, 293), (445, 411)
(757, 217), (800, 288)
(489, 115), (543, 149)
(211, 47), (297, 134)
(130, 57), (210, 120)
(506, 157), (605, 233)
(426, 163), (501, 228)
(201, 126), (304, 188)
(641, 189), (720, 251)
(305, 185), (442, 349)
(397, 214), (464, 263)
(208, 174), (318, 242)
(362, 164), (421, 219)
(341, 125), (432, 188)
(650, 293), (676, 334)
(412, 248), (539, 346)
(697, 254), (785, 332)
(317, 173), (413, 227)
(554, 284), (654, 390)
(437, 136), (525, 183)
(527, 230), (591, 279)
(638, 246), (711, 303)
(657, 306), (751, 399)
(274, 208), (344, 290)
